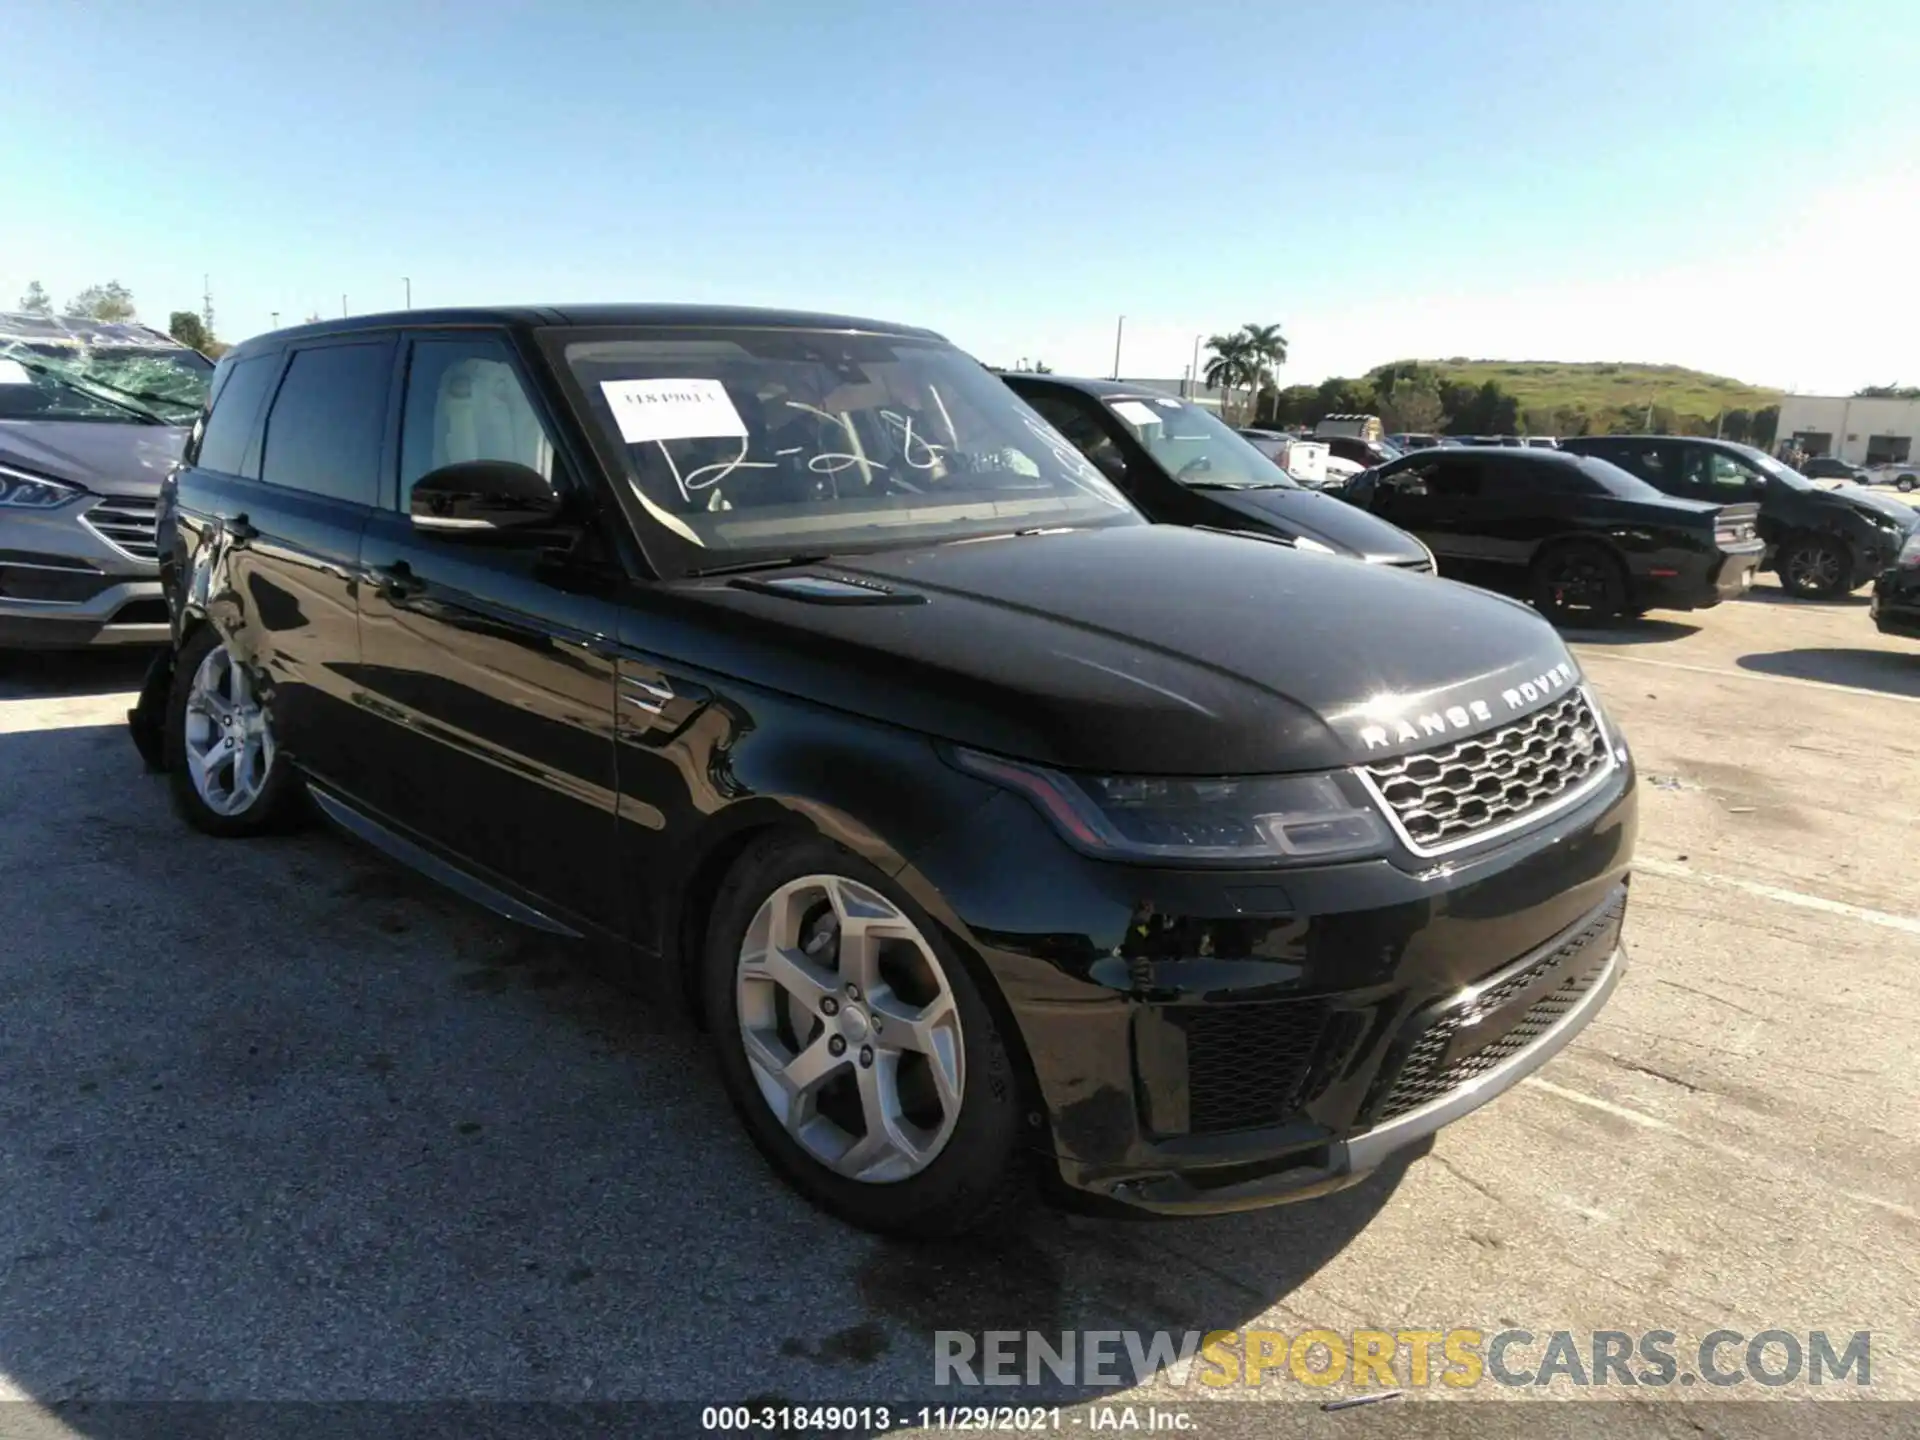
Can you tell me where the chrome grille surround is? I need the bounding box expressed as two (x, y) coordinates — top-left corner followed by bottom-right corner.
(81, 495), (160, 563)
(1354, 686), (1617, 857)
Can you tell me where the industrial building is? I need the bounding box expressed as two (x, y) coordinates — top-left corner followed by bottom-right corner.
(1776, 393), (1919, 466)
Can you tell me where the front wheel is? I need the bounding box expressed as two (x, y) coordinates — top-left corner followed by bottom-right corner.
(1531, 543), (1627, 625)
(1897, 474), (1916, 493)
(1778, 535), (1853, 599)
(165, 627), (301, 835)
(703, 835), (1028, 1237)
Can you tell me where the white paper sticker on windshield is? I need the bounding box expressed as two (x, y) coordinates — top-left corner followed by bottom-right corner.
(0, 359), (32, 386)
(1111, 400), (1163, 428)
(600, 378), (747, 445)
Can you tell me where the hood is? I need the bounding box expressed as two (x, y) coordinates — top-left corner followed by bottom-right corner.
(0, 420), (187, 495)
(1197, 485), (1431, 564)
(667, 525), (1576, 775)
(1825, 484), (1920, 530)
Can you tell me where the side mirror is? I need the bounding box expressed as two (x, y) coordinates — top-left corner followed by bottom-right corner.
(1091, 449), (1129, 483)
(410, 460), (564, 534)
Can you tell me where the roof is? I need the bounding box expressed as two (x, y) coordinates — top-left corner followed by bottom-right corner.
(240, 304), (945, 351)
(0, 311), (187, 351)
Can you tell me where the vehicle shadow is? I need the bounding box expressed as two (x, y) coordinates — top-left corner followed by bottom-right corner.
(0, 647), (157, 701)
(1735, 586), (1870, 609)
(0, 719), (1414, 1419)
(1738, 647), (1919, 698)
(1555, 617), (1700, 646)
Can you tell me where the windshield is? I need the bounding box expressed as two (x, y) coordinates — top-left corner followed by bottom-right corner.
(1740, 445), (1814, 490)
(1100, 394), (1298, 489)
(560, 329), (1139, 566)
(0, 342), (211, 424)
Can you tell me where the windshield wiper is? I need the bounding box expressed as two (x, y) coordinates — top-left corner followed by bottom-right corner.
(0, 347), (171, 425)
(1187, 479), (1287, 491)
(685, 553), (833, 578)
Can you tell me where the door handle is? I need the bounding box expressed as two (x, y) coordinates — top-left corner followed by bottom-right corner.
(370, 561), (425, 602)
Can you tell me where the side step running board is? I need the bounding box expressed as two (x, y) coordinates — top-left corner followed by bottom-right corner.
(306, 784), (583, 938)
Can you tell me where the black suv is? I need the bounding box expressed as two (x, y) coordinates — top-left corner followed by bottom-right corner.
(1001, 374), (1433, 568)
(136, 306), (1635, 1236)
(1561, 436), (1920, 598)
(1344, 447), (1764, 623)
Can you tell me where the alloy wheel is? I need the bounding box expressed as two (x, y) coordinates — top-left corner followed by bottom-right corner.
(735, 874), (965, 1183)
(1786, 543), (1843, 594)
(1545, 552), (1610, 612)
(182, 643), (276, 816)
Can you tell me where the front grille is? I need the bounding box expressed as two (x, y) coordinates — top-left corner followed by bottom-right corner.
(1360, 690), (1612, 855)
(1174, 1000), (1349, 1134)
(1372, 894), (1624, 1124)
(82, 496), (159, 562)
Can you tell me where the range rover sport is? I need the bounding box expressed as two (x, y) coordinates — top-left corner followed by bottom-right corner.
(135, 306), (1636, 1237)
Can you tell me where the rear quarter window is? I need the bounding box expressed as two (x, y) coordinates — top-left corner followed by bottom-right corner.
(194, 353), (281, 477)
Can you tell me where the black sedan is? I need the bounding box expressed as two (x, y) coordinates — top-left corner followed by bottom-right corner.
(1003, 374), (1435, 570)
(1344, 447), (1765, 623)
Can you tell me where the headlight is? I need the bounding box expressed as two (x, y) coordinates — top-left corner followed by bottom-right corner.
(952, 749), (1390, 864)
(0, 464), (82, 510)
(1290, 534), (1337, 555)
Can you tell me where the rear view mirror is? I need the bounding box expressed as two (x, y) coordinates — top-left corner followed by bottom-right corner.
(411, 460), (563, 534)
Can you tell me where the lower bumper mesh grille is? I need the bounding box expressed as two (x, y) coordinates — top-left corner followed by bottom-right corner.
(1175, 1001), (1348, 1134)
(1373, 893), (1625, 1125)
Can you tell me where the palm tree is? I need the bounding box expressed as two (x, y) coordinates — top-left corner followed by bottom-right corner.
(1240, 323), (1288, 423)
(1203, 333), (1256, 422)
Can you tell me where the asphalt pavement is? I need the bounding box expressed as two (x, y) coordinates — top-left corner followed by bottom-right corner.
(0, 574), (1914, 1436)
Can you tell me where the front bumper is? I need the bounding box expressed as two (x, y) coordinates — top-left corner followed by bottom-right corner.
(1871, 568), (1920, 639)
(908, 751), (1637, 1216)
(0, 495), (166, 648)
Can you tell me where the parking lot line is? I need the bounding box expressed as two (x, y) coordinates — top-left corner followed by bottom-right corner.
(1523, 1077), (1920, 1222)
(1635, 856), (1920, 937)
(1576, 650), (1920, 706)
(0, 693), (138, 734)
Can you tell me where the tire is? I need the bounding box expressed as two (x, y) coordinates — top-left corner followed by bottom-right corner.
(1777, 534), (1853, 599)
(702, 833), (1029, 1238)
(164, 626), (301, 836)
(1530, 542), (1627, 625)
(1898, 475), (1916, 493)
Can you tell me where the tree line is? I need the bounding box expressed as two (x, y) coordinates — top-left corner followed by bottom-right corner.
(16, 278), (230, 357)
(1198, 333), (1779, 445)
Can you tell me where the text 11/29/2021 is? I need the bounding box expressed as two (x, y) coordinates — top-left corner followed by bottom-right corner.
(701, 1405), (1196, 1432)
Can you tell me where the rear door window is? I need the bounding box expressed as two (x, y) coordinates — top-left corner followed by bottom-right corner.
(194, 353), (281, 477)
(258, 340), (395, 505)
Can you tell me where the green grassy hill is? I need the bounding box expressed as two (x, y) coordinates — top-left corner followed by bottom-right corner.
(1423, 360), (1781, 424)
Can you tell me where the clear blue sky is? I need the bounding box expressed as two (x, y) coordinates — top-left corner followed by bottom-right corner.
(5, 1), (1915, 391)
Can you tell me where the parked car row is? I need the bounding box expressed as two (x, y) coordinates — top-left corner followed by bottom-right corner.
(74, 305), (1642, 1240)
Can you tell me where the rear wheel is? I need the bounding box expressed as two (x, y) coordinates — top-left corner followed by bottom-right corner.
(165, 627), (301, 836)
(703, 835), (1028, 1237)
(1778, 535), (1853, 599)
(1531, 543), (1627, 625)
(1897, 474), (1916, 493)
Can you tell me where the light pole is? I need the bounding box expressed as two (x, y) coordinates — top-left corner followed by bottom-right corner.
(270, 311), (280, 329)
(1112, 316), (1125, 381)
(403, 277), (412, 309)
(1190, 333), (1202, 398)
(342, 294), (349, 318)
